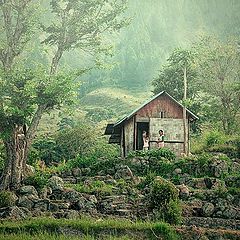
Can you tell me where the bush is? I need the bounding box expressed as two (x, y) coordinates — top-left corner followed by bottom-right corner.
(0, 191), (16, 208)
(128, 148), (176, 161)
(24, 172), (49, 191)
(204, 130), (225, 147)
(149, 178), (181, 224)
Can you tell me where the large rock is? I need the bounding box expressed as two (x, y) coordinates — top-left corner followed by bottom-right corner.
(72, 168), (81, 177)
(209, 157), (229, 177)
(18, 196), (34, 209)
(115, 165), (134, 181)
(19, 185), (38, 197)
(48, 176), (64, 191)
(33, 199), (50, 211)
(24, 164), (35, 178)
(63, 189), (81, 201)
(0, 206), (31, 220)
(177, 184), (190, 199)
(202, 202), (215, 217)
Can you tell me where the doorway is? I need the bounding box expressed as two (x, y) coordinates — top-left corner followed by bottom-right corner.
(136, 122), (149, 150)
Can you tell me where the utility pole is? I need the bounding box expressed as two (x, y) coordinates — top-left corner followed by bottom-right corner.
(183, 66), (188, 155)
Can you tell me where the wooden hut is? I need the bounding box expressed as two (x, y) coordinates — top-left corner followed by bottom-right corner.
(105, 91), (198, 157)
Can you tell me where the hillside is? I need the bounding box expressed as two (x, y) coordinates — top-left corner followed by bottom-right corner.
(79, 87), (150, 122)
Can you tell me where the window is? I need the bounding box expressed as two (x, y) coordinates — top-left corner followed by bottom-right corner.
(160, 111), (164, 118)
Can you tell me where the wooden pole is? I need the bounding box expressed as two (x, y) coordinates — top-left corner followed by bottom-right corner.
(183, 66), (188, 155)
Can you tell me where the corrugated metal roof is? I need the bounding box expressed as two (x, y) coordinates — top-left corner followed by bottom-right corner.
(114, 91), (198, 127)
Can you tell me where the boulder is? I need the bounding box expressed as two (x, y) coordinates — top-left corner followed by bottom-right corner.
(174, 168), (182, 175)
(202, 202), (215, 217)
(88, 195), (98, 204)
(177, 184), (190, 199)
(48, 176), (64, 191)
(0, 206), (31, 220)
(64, 189), (81, 201)
(24, 164), (35, 178)
(19, 185), (38, 197)
(17, 196), (34, 209)
(223, 207), (238, 219)
(72, 168), (81, 177)
(209, 157), (229, 177)
(39, 186), (52, 199)
(33, 199), (50, 211)
(115, 165), (134, 181)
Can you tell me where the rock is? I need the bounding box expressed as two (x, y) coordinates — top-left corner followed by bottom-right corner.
(74, 197), (87, 210)
(49, 202), (59, 212)
(48, 176), (64, 191)
(24, 164), (35, 178)
(64, 189), (81, 201)
(88, 195), (98, 204)
(209, 157), (229, 177)
(115, 165), (134, 180)
(72, 168), (81, 177)
(215, 199), (228, 211)
(174, 168), (182, 175)
(19, 185), (38, 197)
(17, 196), (34, 209)
(81, 168), (91, 176)
(39, 186), (52, 199)
(53, 210), (79, 219)
(223, 207), (237, 219)
(64, 210), (79, 219)
(194, 178), (207, 189)
(0, 206), (31, 220)
(33, 199), (50, 211)
(231, 162), (240, 173)
(202, 202), (214, 217)
(177, 184), (190, 199)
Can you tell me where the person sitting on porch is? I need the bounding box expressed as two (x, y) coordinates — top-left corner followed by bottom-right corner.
(158, 129), (164, 148)
(142, 131), (149, 151)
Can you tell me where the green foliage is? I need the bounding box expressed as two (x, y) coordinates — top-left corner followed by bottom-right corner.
(152, 48), (197, 101)
(0, 191), (16, 208)
(66, 181), (113, 197)
(149, 178), (181, 224)
(204, 130), (225, 147)
(195, 37), (240, 134)
(24, 172), (49, 191)
(0, 141), (5, 172)
(128, 148), (176, 161)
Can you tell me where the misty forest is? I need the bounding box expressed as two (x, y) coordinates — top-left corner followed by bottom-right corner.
(0, 0), (240, 239)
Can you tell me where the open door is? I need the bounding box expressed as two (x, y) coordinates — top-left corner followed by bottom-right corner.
(136, 122), (149, 150)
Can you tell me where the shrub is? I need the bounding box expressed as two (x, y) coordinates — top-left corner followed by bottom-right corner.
(149, 178), (181, 224)
(128, 148), (176, 161)
(0, 191), (16, 208)
(204, 130), (225, 147)
(24, 172), (49, 191)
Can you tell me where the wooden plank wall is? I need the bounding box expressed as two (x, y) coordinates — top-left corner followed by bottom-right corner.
(124, 118), (134, 156)
(136, 94), (185, 119)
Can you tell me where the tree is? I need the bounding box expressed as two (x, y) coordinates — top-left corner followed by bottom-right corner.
(152, 48), (196, 154)
(195, 37), (240, 134)
(0, 0), (128, 190)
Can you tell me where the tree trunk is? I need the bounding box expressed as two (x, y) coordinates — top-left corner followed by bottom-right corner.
(183, 66), (188, 155)
(50, 47), (64, 75)
(0, 104), (46, 190)
(0, 126), (27, 190)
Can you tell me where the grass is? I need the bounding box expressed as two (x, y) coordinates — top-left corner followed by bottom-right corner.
(0, 232), (135, 240)
(0, 217), (179, 240)
(65, 180), (114, 196)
